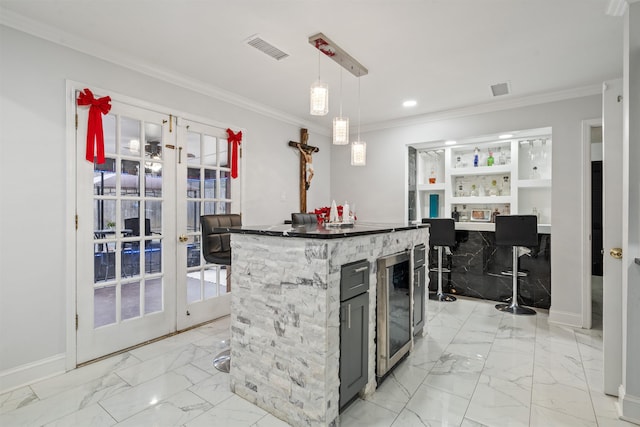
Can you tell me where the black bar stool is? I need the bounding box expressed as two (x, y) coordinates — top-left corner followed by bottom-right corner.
(422, 218), (457, 302)
(494, 215), (537, 315)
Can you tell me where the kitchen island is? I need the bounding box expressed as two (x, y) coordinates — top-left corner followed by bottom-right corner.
(221, 222), (429, 427)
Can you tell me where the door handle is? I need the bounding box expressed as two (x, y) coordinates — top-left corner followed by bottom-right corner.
(179, 234), (188, 243)
(610, 247), (622, 259)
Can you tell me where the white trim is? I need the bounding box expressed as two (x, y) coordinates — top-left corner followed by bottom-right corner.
(65, 81), (78, 371)
(548, 308), (583, 328)
(0, 9), (327, 137)
(0, 354), (66, 395)
(581, 117), (602, 329)
(618, 385), (640, 424)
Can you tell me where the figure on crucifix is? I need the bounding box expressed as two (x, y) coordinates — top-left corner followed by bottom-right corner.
(296, 143), (314, 189)
(288, 128), (319, 213)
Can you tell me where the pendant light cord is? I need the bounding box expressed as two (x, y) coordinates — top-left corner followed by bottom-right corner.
(357, 76), (361, 141)
(339, 69), (343, 117)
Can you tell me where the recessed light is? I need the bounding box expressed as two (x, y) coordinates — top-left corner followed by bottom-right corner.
(499, 134), (513, 139)
(444, 140), (457, 145)
(402, 100), (417, 108)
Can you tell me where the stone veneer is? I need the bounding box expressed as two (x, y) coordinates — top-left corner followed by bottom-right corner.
(229, 227), (429, 427)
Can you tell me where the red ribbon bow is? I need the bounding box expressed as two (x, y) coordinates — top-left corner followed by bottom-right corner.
(77, 88), (112, 164)
(226, 128), (242, 179)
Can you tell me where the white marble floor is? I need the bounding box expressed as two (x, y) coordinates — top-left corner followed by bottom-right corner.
(1, 294), (634, 427)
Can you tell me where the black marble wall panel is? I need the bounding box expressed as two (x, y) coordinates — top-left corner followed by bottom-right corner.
(428, 230), (551, 309)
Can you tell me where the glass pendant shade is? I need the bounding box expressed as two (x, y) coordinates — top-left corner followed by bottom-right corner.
(310, 80), (329, 116)
(351, 141), (366, 166)
(333, 117), (349, 145)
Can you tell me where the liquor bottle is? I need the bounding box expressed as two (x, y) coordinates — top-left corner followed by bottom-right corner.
(473, 147), (479, 167)
(487, 150), (494, 166)
(429, 169), (436, 184)
(452, 207), (460, 222)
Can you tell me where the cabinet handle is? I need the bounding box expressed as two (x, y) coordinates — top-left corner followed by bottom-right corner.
(348, 304), (351, 329)
(353, 266), (368, 273)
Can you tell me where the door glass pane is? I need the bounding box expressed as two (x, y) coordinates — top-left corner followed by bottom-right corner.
(94, 159), (116, 195)
(187, 201), (200, 232)
(145, 239), (162, 274)
(121, 117), (141, 155)
(95, 285), (116, 327)
(121, 160), (140, 196)
(217, 202), (231, 214)
(103, 115), (116, 154)
(145, 123), (162, 160)
(94, 243), (115, 283)
(94, 199), (116, 235)
(187, 271), (202, 304)
(219, 138), (228, 167)
(146, 200), (162, 235)
(204, 169), (216, 198)
(122, 281), (140, 320)
(187, 168), (200, 198)
(187, 132), (200, 164)
(144, 163), (162, 197)
(122, 241), (140, 278)
(203, 202), (215, 215)
(145, 278), (162, 314)
(203, 134), (217, 166)
(187, 235), (201, 267)
(220, 171), (230, 199)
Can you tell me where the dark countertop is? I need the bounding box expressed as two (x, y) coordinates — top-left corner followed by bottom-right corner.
(214, 222), (429, 239)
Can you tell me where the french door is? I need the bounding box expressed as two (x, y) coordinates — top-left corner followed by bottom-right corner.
(76, 94), (235, 363)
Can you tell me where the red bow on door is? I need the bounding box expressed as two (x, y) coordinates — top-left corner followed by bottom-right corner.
(77, 88), (112, 164)
(226, 128), (242, 179)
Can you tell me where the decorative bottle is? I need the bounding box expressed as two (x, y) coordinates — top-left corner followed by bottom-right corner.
(473, 147), (479, 167)
(487, 150), (494, 166)
(429, 169), (436, 184)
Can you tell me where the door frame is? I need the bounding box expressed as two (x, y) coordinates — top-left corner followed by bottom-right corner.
(65, 80), (244, 369)
(581, 117), (601, 329)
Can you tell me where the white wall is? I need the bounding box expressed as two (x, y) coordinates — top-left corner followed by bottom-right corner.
(331, 96), (603, 326)
(0, 25), (330, 380)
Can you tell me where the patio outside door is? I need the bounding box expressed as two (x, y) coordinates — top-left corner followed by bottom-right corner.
(76, 96), (236, 364)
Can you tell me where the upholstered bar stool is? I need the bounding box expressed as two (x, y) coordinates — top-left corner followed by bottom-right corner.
(422, 218), (457, 302)
(291, 212), (317, 225)
(201, 213), (242, 372)
(494, 215), (537, 315)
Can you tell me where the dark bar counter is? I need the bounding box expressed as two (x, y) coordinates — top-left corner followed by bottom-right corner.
(429, 225), (551, 309)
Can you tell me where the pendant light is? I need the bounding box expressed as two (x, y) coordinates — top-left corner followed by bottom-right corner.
(351, 75), (366, 166)
(310, 41), (328, 116)
(333, 69), (349, 145)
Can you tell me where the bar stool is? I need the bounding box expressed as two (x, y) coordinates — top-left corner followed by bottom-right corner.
(494, 215), (537, 315)
(422, 218), (457, 302)
(201, 213), (242, 372)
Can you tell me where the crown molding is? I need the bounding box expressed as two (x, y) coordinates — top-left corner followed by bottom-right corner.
(0, 8), (329, 137)
(360, 83), (605, 134)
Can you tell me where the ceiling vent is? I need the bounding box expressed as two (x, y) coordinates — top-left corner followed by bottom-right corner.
(246, 35), (289, 61)
(491, 82), (510, 97)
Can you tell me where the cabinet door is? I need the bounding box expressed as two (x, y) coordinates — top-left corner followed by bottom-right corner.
(413, 265), (425, 335)
(339, 292), (369, 408)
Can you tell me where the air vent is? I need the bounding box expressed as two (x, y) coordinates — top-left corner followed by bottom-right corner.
(246, 35), (289, 61)
(491, 82), (510, 97)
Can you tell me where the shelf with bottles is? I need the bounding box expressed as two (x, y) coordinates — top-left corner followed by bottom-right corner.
(450, 203), (511, 223)
(451, 142), (511, 170)
(451, 174), (512, 198)
(517, 179), (552, 188)
(517, 138), (552, 181)
(417, 149), (445, 185)
(417, 183), (446, 191)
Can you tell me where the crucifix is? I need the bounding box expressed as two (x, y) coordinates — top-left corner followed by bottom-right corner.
(288, 128), (319, 213)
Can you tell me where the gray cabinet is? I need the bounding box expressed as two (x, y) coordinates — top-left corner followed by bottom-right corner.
(339, 259), (369, 409)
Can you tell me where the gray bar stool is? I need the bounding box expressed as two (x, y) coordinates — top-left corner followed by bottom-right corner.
(422, 218), (457, 302)
(494, 215), (537, 315)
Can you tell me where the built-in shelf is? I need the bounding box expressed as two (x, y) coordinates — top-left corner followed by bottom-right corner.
(451, 195), (512, 205)
(450, 164), (511, 176)
(417, 183), (445, 191)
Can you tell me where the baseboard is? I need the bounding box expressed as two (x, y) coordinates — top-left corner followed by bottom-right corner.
(618, 385), (640, 424)
(548, 308), (583, 328)
(0, 353), (66, 394)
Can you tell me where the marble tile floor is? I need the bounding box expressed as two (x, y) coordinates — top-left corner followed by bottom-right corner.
(1, 292), (634, 426)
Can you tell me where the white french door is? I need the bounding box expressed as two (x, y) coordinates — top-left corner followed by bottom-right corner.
(75, 93), (236, 363)
(176, 119), (235, 330)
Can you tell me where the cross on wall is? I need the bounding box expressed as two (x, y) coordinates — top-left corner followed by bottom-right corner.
(288, 128), (319, 213)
